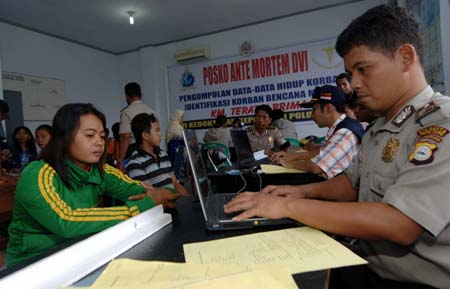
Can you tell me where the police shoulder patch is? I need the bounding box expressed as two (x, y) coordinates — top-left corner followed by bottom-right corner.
(409, 141), (438, 165)
(416, 125), (449, 143)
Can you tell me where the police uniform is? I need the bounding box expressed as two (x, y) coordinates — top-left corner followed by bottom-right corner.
(246, 125), (285, 152)
(119, 100), (156, 144)
(345, 86), (450, 288)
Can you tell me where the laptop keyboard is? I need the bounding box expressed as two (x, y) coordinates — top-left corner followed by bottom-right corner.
(206, 194), (240, 220)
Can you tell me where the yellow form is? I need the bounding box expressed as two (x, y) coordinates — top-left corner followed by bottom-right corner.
(62, 270), (295, 289)
(89, 259), (297, 289)
(260, 164), (306, 174)
(184, 227), (367, 274)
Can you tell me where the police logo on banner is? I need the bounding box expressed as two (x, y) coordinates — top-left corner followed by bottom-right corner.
(181, 67), (195, 88)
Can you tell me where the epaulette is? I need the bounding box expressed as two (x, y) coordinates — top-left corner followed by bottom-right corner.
(416, 93), (450, 127)
(246, 126), (253, 131)
(120, 106), (127, 113)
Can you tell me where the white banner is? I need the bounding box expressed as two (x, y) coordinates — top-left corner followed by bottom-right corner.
(168, 38), (344, 130)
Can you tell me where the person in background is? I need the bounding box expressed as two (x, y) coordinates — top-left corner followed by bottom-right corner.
(126, 113), (189, 198)
(166, 110), (186, 179)
(246, 105), (287, 154)
(166, 110), (185, 146)
(35, 124), (53, 150)
(272, 85), (364, 179)
(106, 122), (121, 168)
(354, 103), (379, 131)
(343, 92), (358, 119)
(0, 142), (18, 173)
(11, 126), (37, 170)
(271, 109), (298, 140)
(336, 72), (354, 99)
(0, 100), (9, 142)
(203, 115), (232, 147)
(232, 118), (243, 129)
(226, 5), (450, 288)
(119, 82), (157, 167)
(6, 103), (177, 266)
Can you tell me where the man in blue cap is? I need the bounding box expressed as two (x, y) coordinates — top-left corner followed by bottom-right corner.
(272, 85), (364, 179)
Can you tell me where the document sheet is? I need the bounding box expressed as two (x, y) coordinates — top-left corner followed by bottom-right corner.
(184, 227), (367, 274)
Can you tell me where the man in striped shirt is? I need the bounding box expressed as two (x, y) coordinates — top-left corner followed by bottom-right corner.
(274, 85), (364, 179)
(125, 113), (189, 197)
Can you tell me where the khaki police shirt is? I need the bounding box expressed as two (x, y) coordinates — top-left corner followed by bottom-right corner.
(119, 100), (156, 144)
(246, 125), (285, 152)
(345, 86), (450, 289)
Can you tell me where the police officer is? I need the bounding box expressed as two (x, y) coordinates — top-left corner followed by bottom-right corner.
(225, 5), (450, 289)
(246, 104), (286, 153)
(119, 82), (156, 164)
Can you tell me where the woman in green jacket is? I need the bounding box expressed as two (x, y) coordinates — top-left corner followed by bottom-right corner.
(6, 103), (178, 266)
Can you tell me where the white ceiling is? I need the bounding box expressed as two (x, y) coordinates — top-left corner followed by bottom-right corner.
(0, 0), (360, 55)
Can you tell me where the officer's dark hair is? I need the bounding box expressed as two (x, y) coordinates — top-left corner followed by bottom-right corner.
(131, 113), (158, 146)
(335, 5), (423, 60)
(12, 126), (37, 156)
(336, 73), (352, 84)
(255, 105), (272, 118)
(40, 103), (107, 189)
(35, 124), (53, 137)
(271, 109), (284, 121)
(213, 115), (227, 128)
(0, 100), (9, 114)
(124, 82), (142, 98)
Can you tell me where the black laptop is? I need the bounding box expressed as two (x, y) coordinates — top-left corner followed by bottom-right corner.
(182, 129), (293, 230)
(230, 129), (271, 169)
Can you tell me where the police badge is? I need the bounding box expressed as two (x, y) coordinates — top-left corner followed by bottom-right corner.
(382, 138), (400, 162)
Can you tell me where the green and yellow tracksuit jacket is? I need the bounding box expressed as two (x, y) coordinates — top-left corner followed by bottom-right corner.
(6, 160), (155, 266)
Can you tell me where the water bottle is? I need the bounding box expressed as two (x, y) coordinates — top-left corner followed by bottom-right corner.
(20, 152), (29, 170)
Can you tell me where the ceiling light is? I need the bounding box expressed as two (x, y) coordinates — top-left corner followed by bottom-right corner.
(127, 11), (135, 25)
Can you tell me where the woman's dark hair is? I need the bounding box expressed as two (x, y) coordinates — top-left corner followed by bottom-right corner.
(213, 115), (227, 128)
(111, 122), (120, 141)
(40, 103), (107, 189)
(12, 126), (37, 154)
(35, 124), (53, 137)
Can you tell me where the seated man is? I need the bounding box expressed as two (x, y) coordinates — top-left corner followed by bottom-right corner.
(246, 105), (287, 154)
(271, 109), (298, 140)
(125, 113), (190, 197)
(225, 5), (450, 289)
(273, 85), (364, 179)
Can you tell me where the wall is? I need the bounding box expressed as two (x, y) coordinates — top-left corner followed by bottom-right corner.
(0, 22), (122, 132)
(134, 0), (383, 140)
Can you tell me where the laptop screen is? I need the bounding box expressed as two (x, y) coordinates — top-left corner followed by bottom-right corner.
(230, 129), (254, 162)
(182, 129), (210, 218)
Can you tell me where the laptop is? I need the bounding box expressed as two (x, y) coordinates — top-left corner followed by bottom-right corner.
(182, 129), (293, 230)
(230, 129), (271, 169)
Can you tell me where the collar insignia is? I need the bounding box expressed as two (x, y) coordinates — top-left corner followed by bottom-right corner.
(416, 101), (440, 121)
(392, 105), (415, 127)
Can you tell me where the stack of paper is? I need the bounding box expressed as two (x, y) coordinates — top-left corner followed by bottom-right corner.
(61, 259), (297, 289)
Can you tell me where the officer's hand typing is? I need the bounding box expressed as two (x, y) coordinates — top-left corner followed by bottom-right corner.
(223, 192), (289, 221)
(261, 185), (308, 199)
